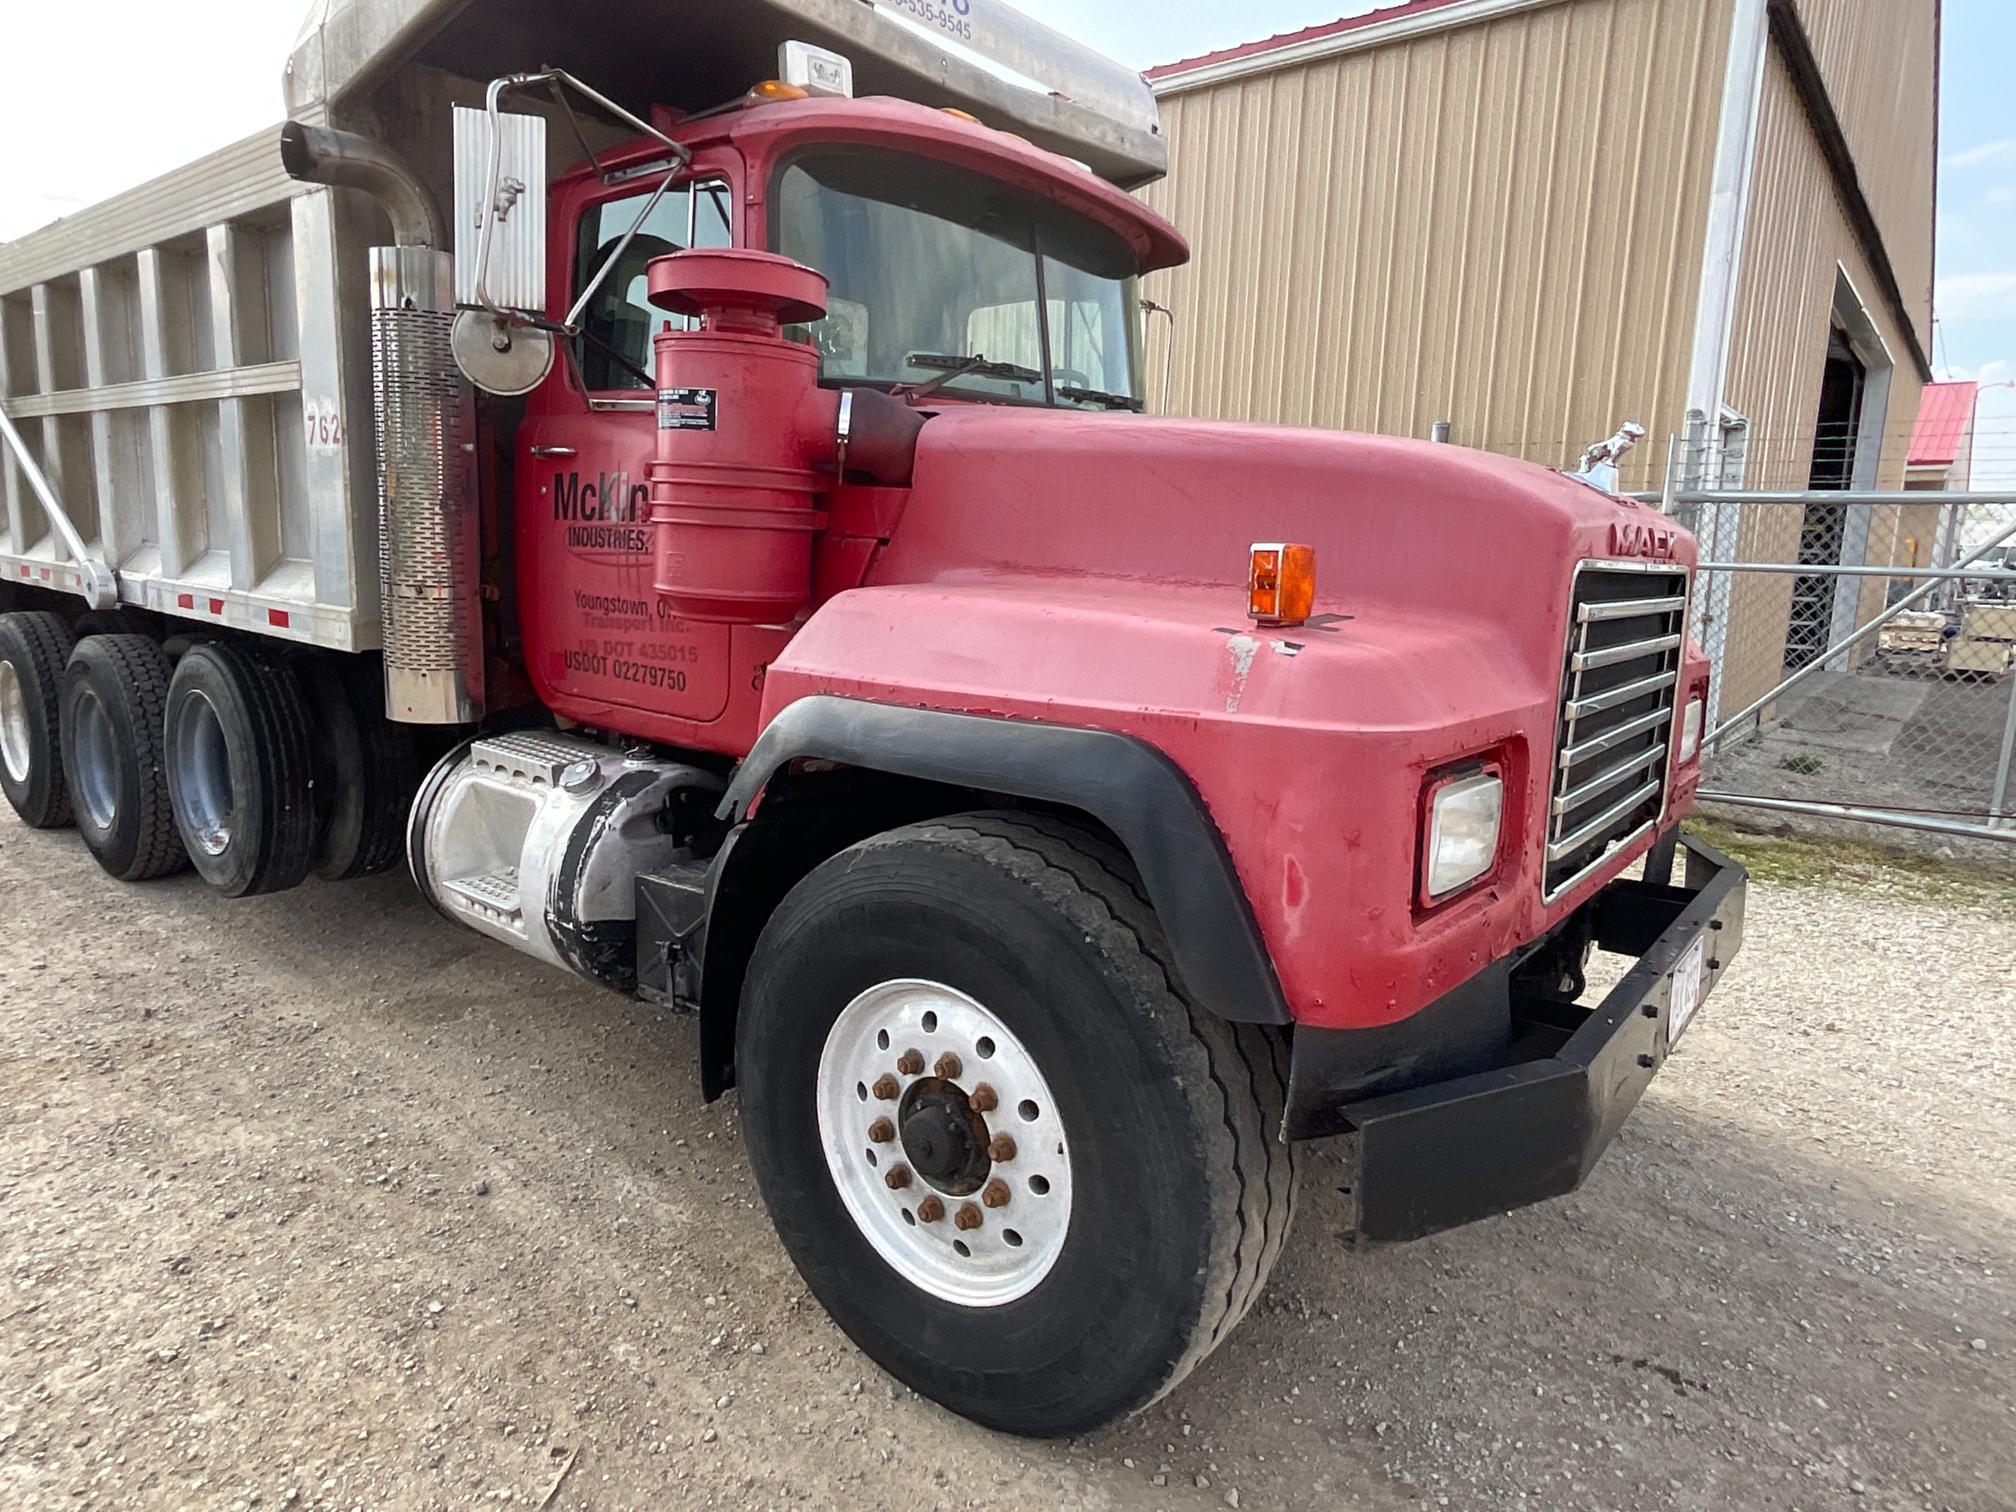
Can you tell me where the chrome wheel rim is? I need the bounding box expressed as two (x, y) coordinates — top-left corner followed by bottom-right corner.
(815, 979), (1073, 1307)
(0, 661), (30, 784)
(170, 691), (233, 856)
(70, 689), (119, 832)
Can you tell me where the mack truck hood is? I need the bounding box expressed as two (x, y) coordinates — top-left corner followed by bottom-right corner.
(866, 407), (1688, 691)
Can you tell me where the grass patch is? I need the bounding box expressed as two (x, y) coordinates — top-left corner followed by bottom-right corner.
(1684, 816), (2016, 914)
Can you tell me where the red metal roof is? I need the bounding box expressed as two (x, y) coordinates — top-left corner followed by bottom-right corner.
(1908, 381), (1977, 468)
(1145, 0), (1476, 80)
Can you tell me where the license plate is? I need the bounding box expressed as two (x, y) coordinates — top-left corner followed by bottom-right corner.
(1668, 937), (1706, 1043)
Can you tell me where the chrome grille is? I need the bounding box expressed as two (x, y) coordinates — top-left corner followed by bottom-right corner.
(1545, 563), (1689, 899)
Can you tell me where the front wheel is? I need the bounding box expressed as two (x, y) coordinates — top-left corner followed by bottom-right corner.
(737, 813), (1296, 1436)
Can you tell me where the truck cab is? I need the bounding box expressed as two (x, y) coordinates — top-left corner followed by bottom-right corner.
(517, 94), (1187, 753)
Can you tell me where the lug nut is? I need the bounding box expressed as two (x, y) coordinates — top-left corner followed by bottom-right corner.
(871, 1074), (901, 1101)
(953, 1202), (983, 1232)
(986, 1134), (1017, 1163)
(916, 1195), (945, 1224)
(867, 1117), (895, 1144)
(981, 1178), (1011, 1209)
(895, 1048), (926, 1076)
(883, 1164), (912, 1190)
(968, 1082), (998, 1113)
(933, 1051), (962, 1081)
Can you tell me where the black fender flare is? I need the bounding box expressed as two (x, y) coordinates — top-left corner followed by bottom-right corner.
(713, 695), (1290, 1027)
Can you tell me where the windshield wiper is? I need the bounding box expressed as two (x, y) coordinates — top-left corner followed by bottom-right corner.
(1056, 384), (1145, 413)
(901, 352), (1043, 400)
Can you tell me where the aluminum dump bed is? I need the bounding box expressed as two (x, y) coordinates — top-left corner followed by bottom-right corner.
(0, 0), (1164, 650)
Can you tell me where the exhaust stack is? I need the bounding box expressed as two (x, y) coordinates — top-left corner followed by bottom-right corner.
(281, 121), (482, 725)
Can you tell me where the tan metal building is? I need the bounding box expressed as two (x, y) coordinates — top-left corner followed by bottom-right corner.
(1139, 0), (1939, 717)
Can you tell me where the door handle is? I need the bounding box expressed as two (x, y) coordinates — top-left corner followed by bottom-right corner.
(529, 444), (577, 459)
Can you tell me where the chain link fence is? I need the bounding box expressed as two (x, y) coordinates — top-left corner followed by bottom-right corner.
(1650, 423), (2016, 849)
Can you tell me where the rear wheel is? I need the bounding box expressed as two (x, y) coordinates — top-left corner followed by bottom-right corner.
(737, 812), (1296, 1436)
(164, 641), (316, 897)
(0, 611), (78, 828)
(59, 634), (188, 881)
(304, 656), (418, 880)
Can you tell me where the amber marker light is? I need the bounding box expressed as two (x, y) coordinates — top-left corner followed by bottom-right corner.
(1248, 542), (1316, 627)
(745, 80), (811, 104)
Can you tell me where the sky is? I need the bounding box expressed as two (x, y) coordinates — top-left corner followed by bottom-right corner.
(1, 0), (2010, 477)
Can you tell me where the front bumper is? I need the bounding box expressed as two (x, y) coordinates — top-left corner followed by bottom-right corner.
(1290, 833), (1746, 1243)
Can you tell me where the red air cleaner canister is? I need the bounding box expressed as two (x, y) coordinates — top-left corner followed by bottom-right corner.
(644, 249), (837, 624)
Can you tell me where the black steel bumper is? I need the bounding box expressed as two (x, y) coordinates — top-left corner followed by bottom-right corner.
(1289, 833), (1747, 1243)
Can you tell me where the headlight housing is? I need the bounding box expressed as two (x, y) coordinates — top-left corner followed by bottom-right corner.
(1677, 695), (1705, 765)
(1422, 769), (1504, 900)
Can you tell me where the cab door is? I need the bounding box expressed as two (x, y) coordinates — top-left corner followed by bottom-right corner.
(517, 172), (738, 729)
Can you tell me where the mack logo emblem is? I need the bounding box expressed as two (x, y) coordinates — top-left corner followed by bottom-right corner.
(657, 386), (717, 432)
(1609, 519), (1679, 561)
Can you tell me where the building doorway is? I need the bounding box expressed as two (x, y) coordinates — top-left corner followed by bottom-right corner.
(1784, 326), (1864, 670)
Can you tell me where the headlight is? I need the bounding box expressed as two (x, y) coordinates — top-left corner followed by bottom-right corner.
(1678, 696), (1705, 764)
(1423, 770), (1504, 899)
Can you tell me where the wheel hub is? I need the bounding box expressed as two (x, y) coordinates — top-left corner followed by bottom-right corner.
(898, 1081), (989, 1195)
(815, 979), (1074, 1307)
(0, 661), (29, 785)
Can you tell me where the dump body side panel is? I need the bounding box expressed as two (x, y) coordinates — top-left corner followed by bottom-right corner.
(0, 136), (382, 649)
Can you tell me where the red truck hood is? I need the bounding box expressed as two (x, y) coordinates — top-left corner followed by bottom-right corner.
(870, 406), (1688, 687)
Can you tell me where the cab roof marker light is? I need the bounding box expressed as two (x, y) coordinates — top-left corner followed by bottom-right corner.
(779, 40), (854, 98)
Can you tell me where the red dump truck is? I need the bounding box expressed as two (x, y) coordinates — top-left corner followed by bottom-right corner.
(0, 0), (1744, 1435)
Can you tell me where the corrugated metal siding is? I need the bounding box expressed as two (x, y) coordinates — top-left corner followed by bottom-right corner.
(1716, 49), (1927, 719)
(1140, 0), (1733, 493)
(1790, 0), (1938, 353)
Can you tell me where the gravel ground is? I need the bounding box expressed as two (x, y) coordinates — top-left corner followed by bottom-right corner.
(0, 815), (2011, 1511)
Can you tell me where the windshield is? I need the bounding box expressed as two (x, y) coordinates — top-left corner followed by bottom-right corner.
(773, 147), (1143, 409)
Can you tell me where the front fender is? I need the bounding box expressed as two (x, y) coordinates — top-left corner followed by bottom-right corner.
(719, 694), (1291, 1025)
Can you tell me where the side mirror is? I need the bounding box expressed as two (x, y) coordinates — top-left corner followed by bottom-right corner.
(452, 103), (548, 317)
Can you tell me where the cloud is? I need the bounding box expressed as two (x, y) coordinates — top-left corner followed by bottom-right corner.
(1944, 138), (2016, 171)
(1937, 357), (2013, 385)
(1935, 271), (2016, 321)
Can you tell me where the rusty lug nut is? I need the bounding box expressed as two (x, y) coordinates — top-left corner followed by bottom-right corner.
(968, 1082), (998, 1114)
(871, 1074), (901, 1101)
(933, 1051), (963, 1081)
(953, 1202), (983, 1232)
(916, 1195), (945, 1224)
(980, 1178), (1011, 1209)
(867, 1117), (895, 1144)
(883, 1164), (912, 1191)
(986, 1134), (1017, 1163)
(895, 1048), (926, 1076)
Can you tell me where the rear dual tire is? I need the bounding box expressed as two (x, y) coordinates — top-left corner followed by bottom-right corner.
(59, 635), (188, 881)
(738, 813), (1297, 1437)
(165, 641), (317, 897)
(0, 611), (77, 829)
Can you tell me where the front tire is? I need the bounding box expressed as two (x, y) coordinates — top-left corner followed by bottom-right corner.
(737, 812), (1296, 1436)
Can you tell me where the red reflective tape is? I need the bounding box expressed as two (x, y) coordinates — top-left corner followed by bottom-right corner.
(208, 598), (224, 615)
(176, 592), (194, 609)
(267, 608), (291, 628)
(39, 568), (51, 580)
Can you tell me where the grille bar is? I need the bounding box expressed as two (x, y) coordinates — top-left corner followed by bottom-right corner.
(1547, 780), (1662, 858)
(1551, 746), (1667, 816)
(1578, 593), (1688, 623)
(1544, 562), (1689, 899)
(1565, 669), (1678, 721)
(1571, 632), (1684, 673)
